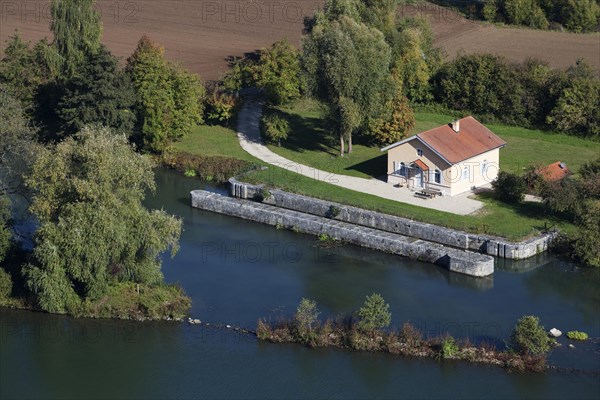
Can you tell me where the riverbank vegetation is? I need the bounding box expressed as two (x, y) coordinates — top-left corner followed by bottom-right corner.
(257, 295), (553, 372)
(0, 0), (190, 319)
(432, 0), (600, 33)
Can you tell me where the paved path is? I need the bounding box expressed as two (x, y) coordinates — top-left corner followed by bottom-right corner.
(236, 98), (484, 216)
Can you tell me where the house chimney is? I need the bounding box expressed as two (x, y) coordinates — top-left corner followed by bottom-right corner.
(451, 119), (460, 133)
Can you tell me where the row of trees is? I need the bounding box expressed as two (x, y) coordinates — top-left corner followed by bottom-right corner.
(0, 0), (189, 316)
(1, 30), (207, 152)
(481, 0), (600, 32)
(435, 54), (599, 138)
(229, 0), (599, 156)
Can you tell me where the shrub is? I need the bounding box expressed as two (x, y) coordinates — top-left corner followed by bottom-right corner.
(0, 268), (12, 302)
(294, 298), (320, 344)
(205, 84), (237, 125)
(162, 151), (251, 183)
(566, 331), (588, 341)
(492, 171), (526, 203)
(261, 111), (290, 146)
(439, 336), (459, 359)
(356, 293), (392, 333)
(254, 187), (272, 202)
(509, 315), (551, 356)
(399, 322), (423, 347)
(256, 319), (272, 340)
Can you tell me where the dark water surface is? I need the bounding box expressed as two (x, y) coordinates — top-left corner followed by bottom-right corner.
(1, 169), (599, 399)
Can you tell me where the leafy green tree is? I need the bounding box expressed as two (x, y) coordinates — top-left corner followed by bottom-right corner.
(0, 31), (50, 110)
(546, 76), (600, 138)
(368, 82), (415, 145)
(127, 35), (175, 152)
(24, 127), (182, 314)
(0, 87), (38, 198)
(56, 45), (136, 137)
(255, 39), (302, 105)
(434, 54), (525, 123)
(49, 0), (102, 78)
(127, 35), (205, 152)
(509, 315), (551, 356)
(573, 199), (600, 268)
(559, 0), (599, 33)
(503, 0), (549, 28)
(389, 16), (441, 103)
(205, 84), (237, 124)
(170, 63), (206, 140)
(482, 0), (499, 21)
(302, 15), (393, 156)
(294, 298), (320, 343)
(356, 293), (391, 332)
(492, 171), (526, 203)
(261, 111), (290, 146)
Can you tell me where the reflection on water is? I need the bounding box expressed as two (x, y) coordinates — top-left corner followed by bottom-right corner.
(1, 169), (598, 400)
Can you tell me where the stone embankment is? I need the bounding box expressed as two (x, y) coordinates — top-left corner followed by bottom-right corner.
(229, 178), (557, 260)
(191, 190), (494, 277)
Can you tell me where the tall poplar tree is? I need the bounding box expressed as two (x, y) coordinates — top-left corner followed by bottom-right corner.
(49, 0), (102, 78)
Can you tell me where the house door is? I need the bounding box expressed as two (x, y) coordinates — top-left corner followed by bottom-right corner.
(414, 167), (423, 188)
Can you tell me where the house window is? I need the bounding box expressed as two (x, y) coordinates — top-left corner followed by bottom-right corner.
(461, 165), (470, 181)
(417, 148), (423, 157)
(434, 169), (441, 184)
(481, 160), (489, 176)
(400, 162), (407, 177)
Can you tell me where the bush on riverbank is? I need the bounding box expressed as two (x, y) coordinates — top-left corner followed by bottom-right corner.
(257, 297), (549, 372)
(81, 282), (190, 321)
(162, 150), (253, 182)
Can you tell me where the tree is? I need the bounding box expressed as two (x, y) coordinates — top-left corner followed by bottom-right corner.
(169, 64), (206, 141)
(546, 76), (600, 138)
(127, 35), (205, 152)
(56, 45), (136, 137)
(205, 84), (237, 124)
(573, 199), (600, 268)
(49, 0), (102, 78)
(261, 111), (290, 146)
(434, 54), (525, 124)
(302, 15), (393, 156)
(492, 171), (526, 203)
(368, 82), (415, 145)
(356, 293), (391, 332)
(509, 315), (551, 356)
(502, 0), (549, 28)
(294, 298), (320, 343)
(255, 39), (302, 105)
(389, 16), (441, 103)
(559, 0), (599, 33)
(482, 0), (499, 21)
(0, 31), (50, 110)
(0, 87), (38, 198)
(24, 127), (182, 314)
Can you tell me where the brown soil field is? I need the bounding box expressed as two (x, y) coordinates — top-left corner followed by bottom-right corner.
(1, 1), (599, 80)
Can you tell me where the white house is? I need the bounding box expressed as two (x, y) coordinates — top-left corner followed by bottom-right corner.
(381, 116), (507, 197)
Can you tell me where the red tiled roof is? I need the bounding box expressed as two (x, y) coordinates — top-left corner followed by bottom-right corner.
(538, 161), (570, 181)
(413, 159), (429, 171)
(417, 116), (506, 164)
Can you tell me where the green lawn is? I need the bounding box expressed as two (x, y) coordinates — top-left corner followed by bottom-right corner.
(173, 104), (598, 240)
(267, 102), (600, 180)
(172, 124), (259, 163)
(244, 164), (575, 240)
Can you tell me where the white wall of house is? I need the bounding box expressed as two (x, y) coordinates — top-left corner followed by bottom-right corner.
(386, 139), (501, 196)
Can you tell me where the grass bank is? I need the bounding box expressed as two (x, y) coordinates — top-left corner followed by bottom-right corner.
(174, 119), (580, 240)
(1, 276), (191, 322)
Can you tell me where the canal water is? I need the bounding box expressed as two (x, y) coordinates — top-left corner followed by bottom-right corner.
(1, 169), (599, 399)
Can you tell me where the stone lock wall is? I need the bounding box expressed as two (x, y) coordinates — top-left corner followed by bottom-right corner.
(228, 178), (557, 260)
(192, 189), (494, 277)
